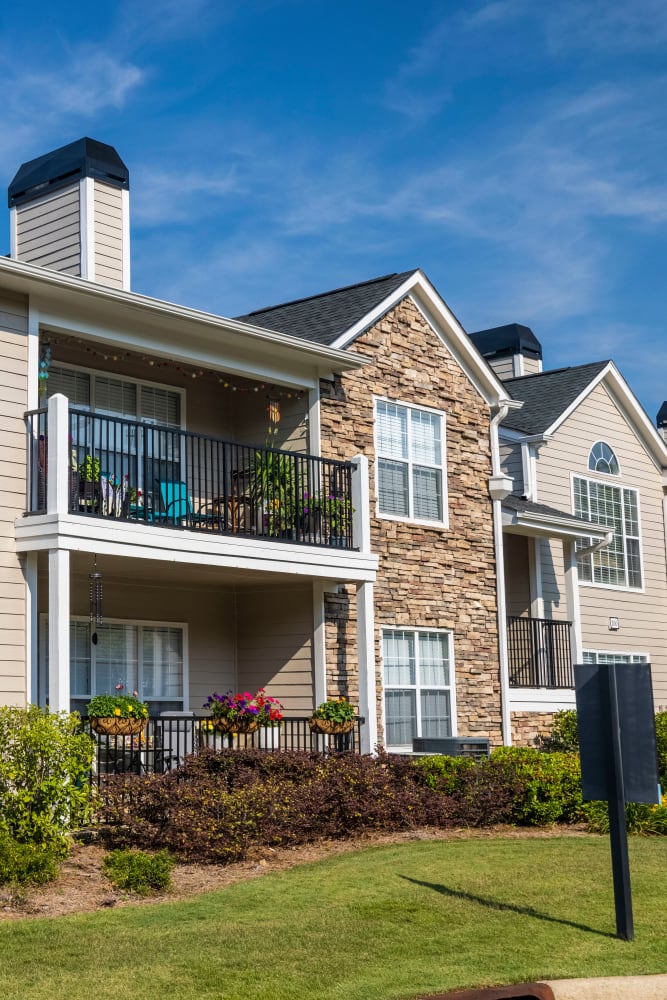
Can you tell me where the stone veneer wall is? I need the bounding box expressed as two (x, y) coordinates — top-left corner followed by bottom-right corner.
(319, 298), (502, 747)
(510, 711), (557, 747)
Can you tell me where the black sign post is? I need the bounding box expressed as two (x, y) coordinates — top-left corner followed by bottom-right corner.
(574, 662), (660, 942)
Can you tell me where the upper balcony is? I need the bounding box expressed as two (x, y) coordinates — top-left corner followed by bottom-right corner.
(18, 394), (376, 583)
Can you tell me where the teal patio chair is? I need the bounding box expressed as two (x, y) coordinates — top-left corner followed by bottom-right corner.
(154, 480), (218, 529)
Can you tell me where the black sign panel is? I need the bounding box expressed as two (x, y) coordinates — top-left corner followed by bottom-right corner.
(574, 662), (659, 804)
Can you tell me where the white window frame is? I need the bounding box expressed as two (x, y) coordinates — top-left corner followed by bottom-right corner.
(46, 359), (187, 430)
(39, 614), (189, 712)
(381, 626), (457, 753)
(582, 650), (649, 665)
(373, 396), (448, 528)
(588, 441), (620, 477)
(571, 473), (643, 592)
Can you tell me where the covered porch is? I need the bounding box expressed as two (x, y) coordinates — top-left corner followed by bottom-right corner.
(501, 494), (612, 708)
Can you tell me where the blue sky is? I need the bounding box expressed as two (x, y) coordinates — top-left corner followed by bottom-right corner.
(1, 0), (666, 419)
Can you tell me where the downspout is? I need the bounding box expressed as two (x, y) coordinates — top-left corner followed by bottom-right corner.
(489, 402), (514, 747)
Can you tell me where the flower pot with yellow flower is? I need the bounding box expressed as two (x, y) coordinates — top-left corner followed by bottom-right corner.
(86, 688), (149, 736)
(308, 697), (356, 735)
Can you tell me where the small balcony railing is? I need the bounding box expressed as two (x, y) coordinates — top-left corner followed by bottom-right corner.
(81, 715), (364, 784)
(507, 616), (573, 688)
(25, 406), (355, 549)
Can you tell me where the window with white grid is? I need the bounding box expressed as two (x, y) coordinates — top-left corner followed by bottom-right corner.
(574, 476), (642, 589)
(582, 650), (648, 665)
(375, 400), (446, 524)
(382, 629), (454, 751)
(43, 619), (185, 715)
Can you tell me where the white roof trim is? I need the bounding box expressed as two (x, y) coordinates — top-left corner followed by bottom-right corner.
(502, 504), (610, 542)
(329, 269), (512, 407)
(544, 361), (667, 470)
(0, 255), (365, 374)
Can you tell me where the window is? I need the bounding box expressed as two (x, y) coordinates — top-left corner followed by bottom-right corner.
(573, 477), (642, 589)
(382, 629), (454, 750)
(48, 364), (183, 492)
(583, 651), (648, 665)
(375, 400), (446, 523)
(44, 618), (185, 715)
(588, 441), (619, 476)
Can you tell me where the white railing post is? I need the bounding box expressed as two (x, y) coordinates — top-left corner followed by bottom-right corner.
(351, 454), (371, 553)
(47, 393), (70, 516)
(356, 581), (377, 754)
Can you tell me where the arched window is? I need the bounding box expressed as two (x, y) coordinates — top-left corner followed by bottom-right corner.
(588, 441), (619, 476)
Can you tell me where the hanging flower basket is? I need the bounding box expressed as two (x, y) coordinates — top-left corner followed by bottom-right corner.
(213, 716), (260, 735)
(308, 717), (355, 736)
(90, 717), (146, 737)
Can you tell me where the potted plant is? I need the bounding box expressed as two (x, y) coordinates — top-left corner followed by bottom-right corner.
(79, 453), (101, 506)
(87, 686), (149, 736)
(204, 688), (284, 735)
(309, 697), (356, 735)
(250, 448), (297, 537)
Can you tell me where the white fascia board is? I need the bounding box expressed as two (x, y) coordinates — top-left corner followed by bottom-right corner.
(329, 269), (512, 407)
(0, 256), (365, 383)
(502, 508), (610, 542)
(499, 427), (552, 444)
(545, 362), (667, 471)
(15, 513), (378, 584)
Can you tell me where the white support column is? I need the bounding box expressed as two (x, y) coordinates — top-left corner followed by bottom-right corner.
(563, 540), (583, 666)
(356, 581), (377, 755)
(47, 393), (70, 516)
(312, 581), (327, 707)
(307, 386), (321, 457)
(121, 188), (131, 290)
(48, 548), (70, 713)
(351, 453), (371, 553)
(25, 553), (38, 705)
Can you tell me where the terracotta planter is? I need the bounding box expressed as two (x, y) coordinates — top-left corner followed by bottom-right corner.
(213, 716), (260, 735)
(308, 717), (354, 735)
(90, 717), (146, 736)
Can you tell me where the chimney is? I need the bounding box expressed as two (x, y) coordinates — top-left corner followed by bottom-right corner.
(657, 402), (667, 444)
(8, 137), (130, 290)
(468, 323), (542, 381)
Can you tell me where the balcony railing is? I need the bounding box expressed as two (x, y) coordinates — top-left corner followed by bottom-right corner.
(507, 616), (573, 688)
(25, 405), (355, 549)
(82, 715), (364, 783)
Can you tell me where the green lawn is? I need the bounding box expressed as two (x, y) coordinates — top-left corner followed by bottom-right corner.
(0, 835), (665, 1000)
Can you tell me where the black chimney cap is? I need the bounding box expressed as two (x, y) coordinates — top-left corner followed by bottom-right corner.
(8, 137), (129, 207)
(468, 322), (542, 360)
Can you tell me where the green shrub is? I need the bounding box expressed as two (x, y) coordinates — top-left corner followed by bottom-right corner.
(587, 799), (667, 836)
(0, 830), (60, 885)
(0, 705), (94, 854)
(540, 709), (579, 752)
(413, 755), (476, 794)
(491, 747), (585, 825)
(102, 848), (174, 895)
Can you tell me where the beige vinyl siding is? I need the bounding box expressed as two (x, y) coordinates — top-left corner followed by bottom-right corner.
(504, 535), (531, 616)
(500, 439), (524, 494)
(521, 357), (542, 376)
(44, 564), (237, 711)
(0, 292), (29, 706)
(16, 185), (81, 275)
(93, 181), (124, 289)
(236, 584), (313, 714)
(535, 381), (667, 703)
(487, 356), (516, 380)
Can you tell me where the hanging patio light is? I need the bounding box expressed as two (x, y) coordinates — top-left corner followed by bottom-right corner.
(89, 555), (103, 641)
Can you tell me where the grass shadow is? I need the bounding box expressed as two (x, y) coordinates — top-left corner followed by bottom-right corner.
(399, 876), (615, 939)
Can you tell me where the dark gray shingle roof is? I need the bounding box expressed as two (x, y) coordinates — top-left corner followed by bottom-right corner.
(235, 271), (416, 346)
(502, 361), (609, 435)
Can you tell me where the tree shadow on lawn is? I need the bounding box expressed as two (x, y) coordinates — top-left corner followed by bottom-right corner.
(399, 877), (615, 939)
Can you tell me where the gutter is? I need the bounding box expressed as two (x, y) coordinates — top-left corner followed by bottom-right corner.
(488, 399), (519, 747)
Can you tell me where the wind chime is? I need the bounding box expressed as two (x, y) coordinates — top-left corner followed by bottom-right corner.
(89, 555), (103, 645)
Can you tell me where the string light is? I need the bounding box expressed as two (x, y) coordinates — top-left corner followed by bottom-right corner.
(41, 334), (305, 401)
